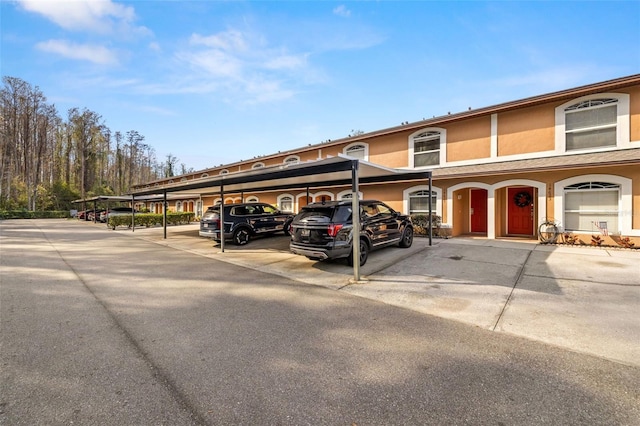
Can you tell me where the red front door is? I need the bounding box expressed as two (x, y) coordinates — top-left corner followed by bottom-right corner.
(508, 187), (534, 235)
(470, 189), (487, 233)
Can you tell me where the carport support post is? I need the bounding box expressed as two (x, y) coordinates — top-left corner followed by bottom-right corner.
(428, 174), (432, 246)
(92, 200), (97, 223)
(220, 181), (225, 253)
(163, 191), (167, 239)
(131, 195), (135, 232)
(351, 160), (361, 282)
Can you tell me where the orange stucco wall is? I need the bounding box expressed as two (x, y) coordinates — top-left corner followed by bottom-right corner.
(367, 133), (411, 168)
(446, 116), (491, 162)
(628, 86), (640, 142)
(497, 104), (555, 156)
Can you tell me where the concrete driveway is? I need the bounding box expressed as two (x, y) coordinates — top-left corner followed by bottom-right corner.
(127, 222), (640, 367)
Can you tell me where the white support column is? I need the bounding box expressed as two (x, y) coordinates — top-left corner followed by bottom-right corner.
(487, 188), (496, 239)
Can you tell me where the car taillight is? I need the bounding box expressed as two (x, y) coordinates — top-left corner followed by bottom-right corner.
(327, 223), (343, 237)
(214, 218), (220, 228)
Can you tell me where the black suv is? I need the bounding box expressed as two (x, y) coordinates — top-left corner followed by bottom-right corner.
(199, 202), (294, 245)
(289, 199), (413, 266)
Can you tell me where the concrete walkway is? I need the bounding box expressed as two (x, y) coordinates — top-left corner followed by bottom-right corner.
(119, 222), (639, 367)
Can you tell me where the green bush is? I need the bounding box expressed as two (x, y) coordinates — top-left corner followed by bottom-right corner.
(410, 214), (442, 236)
(0, 210), (70, 220)
(107, 212), (195, 229)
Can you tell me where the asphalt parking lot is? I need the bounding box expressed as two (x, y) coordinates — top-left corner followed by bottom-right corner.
(2, 219), (639, 425)
(127, 222), (640, 367)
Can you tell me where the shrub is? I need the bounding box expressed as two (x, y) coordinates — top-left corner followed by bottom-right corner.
(107, 212), (195, 229)
(0, 210), (70, 220)
(410, 214), (442, 236)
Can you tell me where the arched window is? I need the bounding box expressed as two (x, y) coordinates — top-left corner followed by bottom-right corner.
(410, 129), (443, 167)
(201, 173), (209, 178)
(246, 196), (259, 202)
(175, 201), (182, 212)
(564, 181), (620, 233)
(252, 162), (265, 169)
(343, 143), (368, 160)
(278, 195), (294, 212)
(564, 98), (617, 150)
(219, 169), (229, 175)
(556, 93), (630, 152)
(409, 190), (437, 214)
(337, 190), (363, 200)
(180, 177), (187, 182)
(283, 156), (300, 165)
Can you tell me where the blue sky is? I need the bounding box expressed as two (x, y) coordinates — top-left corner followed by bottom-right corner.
(2, 1), (639, 172)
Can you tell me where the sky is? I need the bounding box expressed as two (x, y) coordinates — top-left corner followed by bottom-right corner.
(2, 1), (639, 172)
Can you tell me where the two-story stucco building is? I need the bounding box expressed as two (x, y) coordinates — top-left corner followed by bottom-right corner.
(132, 74), (640, 245)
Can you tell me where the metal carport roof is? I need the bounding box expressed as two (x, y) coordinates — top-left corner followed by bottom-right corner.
(130, 155), (433, 282)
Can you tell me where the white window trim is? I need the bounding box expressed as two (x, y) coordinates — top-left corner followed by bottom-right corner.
(554, 174), (635, 236)
(336, 189), (364, 200)
(219, 169), (229, 175)
(252, 162), (265, 169)
(408, 127), (447, 169)
(343, 142), (369, 161)
(403, 185), (442, 217)
(277, 194), (295, 212)
(555, 93), (631, 154)
(283, 155), (300, 165)
(201, 173), (209, 178)
(245, 196), (259, 202)
(312, 191), (334, 202)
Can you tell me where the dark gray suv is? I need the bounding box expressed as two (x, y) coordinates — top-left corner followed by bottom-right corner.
(199, 202), (293, 245)
(289, 200), (413, 266)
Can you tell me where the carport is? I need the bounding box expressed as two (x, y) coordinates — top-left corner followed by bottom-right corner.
(130, 155), (433, 281)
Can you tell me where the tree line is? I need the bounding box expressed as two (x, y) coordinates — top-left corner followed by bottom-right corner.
(0, 76), (192, 211)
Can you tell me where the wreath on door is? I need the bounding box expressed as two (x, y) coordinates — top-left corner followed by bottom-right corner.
(513, 191), (532, 208)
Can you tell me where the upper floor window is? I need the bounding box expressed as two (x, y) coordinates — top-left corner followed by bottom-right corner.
(219, 169), (229, 175)
(556, 93), (630, 153)
(565, 98), (617, 151)
(343, 143), (368, 160)
(411, 130), (441, 167)
(283, 156), (300, 165)
(252, 162), (265, 169)
(201, 173), (209, 178)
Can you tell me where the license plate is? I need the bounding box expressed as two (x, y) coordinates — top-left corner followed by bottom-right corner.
(301, 229), (310, 237)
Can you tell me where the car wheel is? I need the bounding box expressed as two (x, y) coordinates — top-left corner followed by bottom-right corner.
(347, 239), (368, 267)
(398, 226), (414, 248)
(233, 228), (251, 245)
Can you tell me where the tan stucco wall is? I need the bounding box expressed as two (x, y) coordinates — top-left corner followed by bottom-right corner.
(446, 116), (491, 162)
(628, 86), (640, 142)
(498, 104), (555, 156)
(367, 133), (411, 168)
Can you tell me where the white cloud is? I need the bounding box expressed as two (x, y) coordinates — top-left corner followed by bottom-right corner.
(36, 39), (119, 65)
(333, 5), (351, 18)
(17, 0), (149, 36)
(190, 30), (248, 51)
